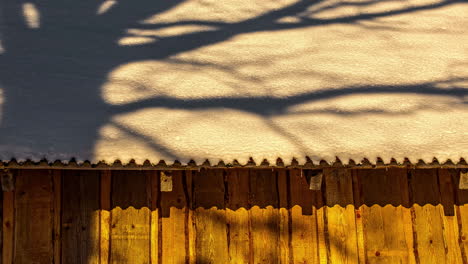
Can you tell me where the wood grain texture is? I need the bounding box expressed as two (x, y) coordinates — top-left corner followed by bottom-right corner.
(3, 168), (466, 264)
(277, 169), (290, 264)
(410, 169), (461, 264)
(226, 168), (250, 264)
(14, 170), (54, 264)
(0, 189), (2, 264)
(110, 171), (150, 264)
(323, 168), (358, 264)
(193, 169), (229, 263)
(160, 170), (189, 264)
(100, 171), (111, 264)
(289, 169), (319, 263)
(359, 168), (415, 264)
(2, 190), (14, 264)
(248, 169), (282, 264)
(437, 169), (462, 263)
(454, 169), (468, 264)
(52, 171), (62, 264)
(149, 171), (159, 264)
(185, 171), (196, 264)
(438, 169), (456, 216)
(61, 170), (100, 264)
(351, 169), (366, 264)
(310, 171), (326, 264)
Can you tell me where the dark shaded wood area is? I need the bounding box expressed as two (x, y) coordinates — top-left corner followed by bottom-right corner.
(1, 168), (468, 263)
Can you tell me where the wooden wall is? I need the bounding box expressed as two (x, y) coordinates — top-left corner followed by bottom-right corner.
(1, 168), (468, 263)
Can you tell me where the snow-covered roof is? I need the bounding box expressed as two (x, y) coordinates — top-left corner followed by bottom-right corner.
(0, 0), (467, 166)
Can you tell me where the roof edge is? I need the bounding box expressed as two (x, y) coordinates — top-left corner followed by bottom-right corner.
(1, 157), (467, 170)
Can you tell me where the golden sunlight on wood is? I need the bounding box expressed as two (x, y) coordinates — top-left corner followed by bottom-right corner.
(110, 207), (151, 263)
(4, 168), (468, 263)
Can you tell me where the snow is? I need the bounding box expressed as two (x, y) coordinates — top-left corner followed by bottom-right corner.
(0, 0), (467, 165)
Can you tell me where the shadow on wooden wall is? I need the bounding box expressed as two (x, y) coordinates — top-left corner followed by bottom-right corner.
(2, 168), (468, 263)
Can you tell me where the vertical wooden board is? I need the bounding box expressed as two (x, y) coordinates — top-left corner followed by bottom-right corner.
(437, 169), (462, 263)
(150, 207), (158, 264)
(277, 169), (290, 264)
(110, 171), (150, 264)
(226, 169), (250, 264)
(450, 169), (468, 264)
(398, 169), (416, 264)
(160, 170), (189, 264)
(14, 170), (54, 264)
(308, 170), (326, 264)
(351, 170), (366, 264)
(323, 168), (358, 264)
(2, 190), (14, 264)
(61, 170), (100, 264)
(100, 171), (111, 264)
(289, 169), (319, 263)
(410, 169), (452, 264)
(193, 169), (229, 263)
(0, 189), (2, 264)
(454, 169), (468, 263)
(358, 168), (415, 264)
(438, 169), (456, 216)
(52, 171), (61, 264)
(149, 171), (159, 264)
(185, 171), (196, 264)
(112, 170), (149, 208)
(249, 169), (281, 264)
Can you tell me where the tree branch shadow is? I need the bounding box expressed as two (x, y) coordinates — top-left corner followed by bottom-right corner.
(0, 0), (466, 161)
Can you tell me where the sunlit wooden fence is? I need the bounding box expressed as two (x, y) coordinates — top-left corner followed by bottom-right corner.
(1, 168), (467, 263)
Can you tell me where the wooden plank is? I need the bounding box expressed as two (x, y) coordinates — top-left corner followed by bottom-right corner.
(454, 169), (468, 263)
(249, 168), (280, 264)
(277, 168), (290, 264)
(323, 168), (358, 264)
(311, 171), (326, 264)
(351, 169), (366, 264)
(160, 170), (189, 264)
(193, 169), (229, 263)
(289, 168), (319, 263)
(358, 168), (415, 264)
(410, 169), (461, 263)
(149, 171), (159, 264)
(226, 168), (250, 263)
(0, 189), (2, 264)
(52, 171), (61, 264)
(14, 170), (54, 264)
(399, 169), (416, 264)
(100, 170), (111, 264)
(110, 171), (150, 264)
(438, 169), (456, 216)
(2, 190), (14, 264)
(61, 170), (100, 264)
(437, 169), (462, 262)
(186, 171), (196, 264)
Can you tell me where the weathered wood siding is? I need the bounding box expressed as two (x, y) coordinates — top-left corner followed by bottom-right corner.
(1, 168), (467, 263)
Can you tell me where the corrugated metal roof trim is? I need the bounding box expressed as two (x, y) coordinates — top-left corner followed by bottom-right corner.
(1, 157), (467, 169)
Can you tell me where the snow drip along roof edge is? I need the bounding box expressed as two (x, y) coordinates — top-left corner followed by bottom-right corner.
(1, 157), (467, 170)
